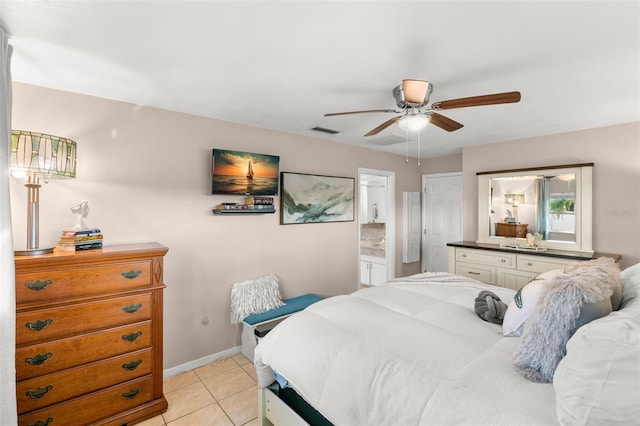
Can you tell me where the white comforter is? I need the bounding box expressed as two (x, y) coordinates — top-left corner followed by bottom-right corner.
(254, 273), (558, 426)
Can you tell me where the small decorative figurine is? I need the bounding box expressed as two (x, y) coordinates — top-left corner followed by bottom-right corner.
(70, 200), (90, 229)
(525, 232), (544, 248)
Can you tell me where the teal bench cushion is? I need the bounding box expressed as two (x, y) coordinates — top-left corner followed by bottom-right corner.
(243, 294), (322, 325)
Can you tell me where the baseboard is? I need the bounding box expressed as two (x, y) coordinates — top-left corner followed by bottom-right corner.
(163, 345), (242, 379)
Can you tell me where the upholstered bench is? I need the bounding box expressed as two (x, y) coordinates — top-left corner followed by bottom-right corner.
(241, 294), (322, 361)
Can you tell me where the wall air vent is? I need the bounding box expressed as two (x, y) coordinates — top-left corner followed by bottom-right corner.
(311, 126), (340, 135)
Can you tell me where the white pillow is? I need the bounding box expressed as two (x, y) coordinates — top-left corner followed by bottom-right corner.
(502, 269), (564, 337)
(553, 309), (640, 425)
(554, 263), (640, 424)
(229, 274), (284, 324)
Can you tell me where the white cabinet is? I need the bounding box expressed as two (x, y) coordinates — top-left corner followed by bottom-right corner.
(360, 256), (387, 286)
(448, 245), (585, 290)
(496, 269), (537, 290)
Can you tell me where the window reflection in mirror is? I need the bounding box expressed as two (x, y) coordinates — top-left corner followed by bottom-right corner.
(489, 173), (576, 242)
(477, 163), (593, 254)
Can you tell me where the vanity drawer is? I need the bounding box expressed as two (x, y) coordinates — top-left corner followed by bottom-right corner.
(17, 321), (152, 380)
(17, 349), (153, 414)
(18, 375), (153, 426)
(517, 255), (575, 274)
(16, 261), (153, 304)
(456, 262), (496, 284)
(17, 294), (152, 346)
(456, 249), (516, 269)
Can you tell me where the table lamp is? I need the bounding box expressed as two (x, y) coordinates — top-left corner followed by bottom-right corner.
(10, 130), (77, 255)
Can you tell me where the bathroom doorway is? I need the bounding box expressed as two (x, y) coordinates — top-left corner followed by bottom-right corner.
(358, 168), (395, 288)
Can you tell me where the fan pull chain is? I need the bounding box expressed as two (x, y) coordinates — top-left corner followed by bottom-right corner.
(405, 129), (409, 163)
(417, 130), (421, 166)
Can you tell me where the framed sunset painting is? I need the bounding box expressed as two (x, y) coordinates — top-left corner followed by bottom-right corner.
(211, 149), (280, 195)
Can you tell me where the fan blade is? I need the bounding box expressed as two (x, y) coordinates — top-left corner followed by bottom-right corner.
(429, 113), (464, 132)
(324, 109), (396, 117)
(431, 91), (521, 110)
(365, 116), (403, 137)
(402, 79), (431, 104)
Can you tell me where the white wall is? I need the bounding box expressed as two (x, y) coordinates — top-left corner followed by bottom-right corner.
(462, 122), (640, 268)
(10, 83), (426, 369)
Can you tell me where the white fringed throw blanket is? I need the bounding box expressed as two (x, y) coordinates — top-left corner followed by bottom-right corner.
(230, 274), (284, 324)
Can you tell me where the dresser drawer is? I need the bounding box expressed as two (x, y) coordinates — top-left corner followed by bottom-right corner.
(456, 262), (496, 284)
(16, 261), (153, 304)
(17, 321), (151, 380)
(516, 255), (575, 274)
(456, 249), (516, 269)
(18, 375), (153, 426)
(17, 294), (152, 346)
(17, 349), (153, 414)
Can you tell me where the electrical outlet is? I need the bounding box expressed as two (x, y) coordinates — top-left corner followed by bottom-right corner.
(201, 316), (210, 326)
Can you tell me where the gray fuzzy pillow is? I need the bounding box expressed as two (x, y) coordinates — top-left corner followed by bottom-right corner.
(512, 260), (620, 383)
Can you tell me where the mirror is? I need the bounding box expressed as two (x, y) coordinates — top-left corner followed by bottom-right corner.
(477, 163), (593, 254)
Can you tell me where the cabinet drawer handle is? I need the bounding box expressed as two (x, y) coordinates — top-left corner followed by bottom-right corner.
(122, 388), (142, 399)
(462, 253), (467, 257)
(25, 280), (52, 291)
(26, 385), (54, 399)
(527, 262), (533, 266)
(25, 353), (53, 366)
(122, 331), (142, 342)
(501, 259), (506, 263)
(122, 359), (143, 371)
(25, 319), (53, 331)
(468, 271), (480, 275)
(122, 303), (142, 314)
(28, 417), (53, 426)
(121, 270), (142, 279)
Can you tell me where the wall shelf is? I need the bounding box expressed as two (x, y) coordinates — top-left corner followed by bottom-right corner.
(213, 209), (276, 215)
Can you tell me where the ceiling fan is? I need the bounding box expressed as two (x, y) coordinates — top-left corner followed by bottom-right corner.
(324, 79), (521, 136)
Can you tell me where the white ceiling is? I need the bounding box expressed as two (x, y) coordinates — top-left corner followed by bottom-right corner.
(2, 1), (639, 158)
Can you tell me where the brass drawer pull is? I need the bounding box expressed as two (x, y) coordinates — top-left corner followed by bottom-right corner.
(25, 353), (53, 366)
(26, 385), (54, 399)
(122, 303), (142, 313)
(122, 388), (142, 399)
(468, 271), (480, 275)
(25, 279), (52, 291)
(122, 359), (143, 371)
(121, 270), (142, 279)
(25, 319), (53, 331)
(28, 417), (53, 426)
(122, 331), (142, 342)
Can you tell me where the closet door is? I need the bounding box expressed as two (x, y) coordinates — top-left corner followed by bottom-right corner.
(422, 173), (463, 273)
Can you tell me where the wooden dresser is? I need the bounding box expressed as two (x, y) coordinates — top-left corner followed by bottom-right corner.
(14, 242), (168, 426)
(495, 222), (528, 238)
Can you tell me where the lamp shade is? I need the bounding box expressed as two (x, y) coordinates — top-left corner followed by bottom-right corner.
(505, 193), (525, 205)
(10, 130), (77, 179)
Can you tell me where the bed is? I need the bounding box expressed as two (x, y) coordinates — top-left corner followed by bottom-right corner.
(254, 263), (640, 426)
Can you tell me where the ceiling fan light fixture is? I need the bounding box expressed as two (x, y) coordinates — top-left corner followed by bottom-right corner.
(402, 79), (431, 105)
(398, 115), (429, 132)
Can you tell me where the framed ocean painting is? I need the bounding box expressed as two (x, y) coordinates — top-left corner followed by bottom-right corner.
(211, 149), (280, 195)
(280, 172), (355, 224)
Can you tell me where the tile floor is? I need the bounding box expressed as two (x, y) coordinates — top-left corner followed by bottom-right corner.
(135, 353), (259, 426)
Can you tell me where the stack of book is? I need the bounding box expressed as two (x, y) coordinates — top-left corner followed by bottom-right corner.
(214, 196), (276, 213)
(57, 228), (103, 251)
(245, 196), (275, 210)
(215, 202), (250, 211)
